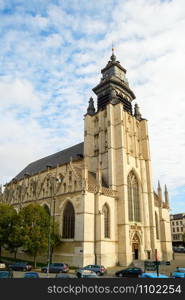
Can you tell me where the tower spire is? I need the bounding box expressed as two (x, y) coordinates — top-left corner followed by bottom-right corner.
(158, 180), (162, 201)
(164, 184), (169, 207)
(93, 49), (135, 112)
(134, 103), (142, 120)
(87, 97), (95, 115)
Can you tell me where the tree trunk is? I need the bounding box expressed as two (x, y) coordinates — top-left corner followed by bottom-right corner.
(50, 247), (53, 263)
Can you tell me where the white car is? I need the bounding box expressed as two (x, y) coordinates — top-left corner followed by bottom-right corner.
(76, 270), (98, 278)
(0, 263), (6, 270)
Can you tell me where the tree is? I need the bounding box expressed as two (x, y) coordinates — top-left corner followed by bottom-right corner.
(20, 204), (50, 268)
(0, 203), (17, 259)
(6, 213), (24, 259)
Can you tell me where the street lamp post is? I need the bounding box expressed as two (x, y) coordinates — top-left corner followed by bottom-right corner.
(47, 210), (51, 278)
(46, 166), (52, 278)
(46, 171), (57, 278)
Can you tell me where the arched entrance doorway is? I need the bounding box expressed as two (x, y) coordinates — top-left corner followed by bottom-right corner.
(132, 233), (140, 260)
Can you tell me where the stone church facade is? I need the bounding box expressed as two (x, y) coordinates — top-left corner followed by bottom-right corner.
(1, 50), (172, 267)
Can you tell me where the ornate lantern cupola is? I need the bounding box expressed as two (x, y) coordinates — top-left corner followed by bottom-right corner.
(92, 48), (136, 113)
(86, 97), (95, 116)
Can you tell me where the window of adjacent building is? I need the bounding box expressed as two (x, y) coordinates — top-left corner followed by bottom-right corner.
(62, 202), (75, 239)
(173, 228), (175, 233)
(173, 234), (180, 240)
(103, 204), (110, 238)
(181, 227), (183, 232)
(172, 221), (174, 225)
(155, 212), (159, 239)
(176, 221), (179, 225)
(180, 221), (182, 225)
(128, 171), (140, 222)
(177, 227), (179, 232)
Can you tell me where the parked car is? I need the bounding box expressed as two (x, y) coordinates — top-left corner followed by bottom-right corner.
(0, 270), (13, 278)
(9, 262), (32, 271)
(0, 262), (6, 270)
(115, 267), (143, 278)
(76, 265), (106, 277)
(41, 263), (69, 273)
(171, 268), (185, 278)
(24, 272), (39, 278)
(140, 273), (169, 278)
(173, 247), (185, 253)
(55, 273), (72, 278)
(77, 270), (98, 278)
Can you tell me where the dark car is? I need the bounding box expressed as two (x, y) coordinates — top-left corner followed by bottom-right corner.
(115, 267), (143, 278)
(41, 263), (69, 273)
(9, 262), (32, 271)
(0, 271), (13, 278)
(24, 272), (39, 278)
(76, 265), (106, 277)
(173, 247), (185, 253)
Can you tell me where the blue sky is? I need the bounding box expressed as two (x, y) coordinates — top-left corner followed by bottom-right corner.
(0, 0), (185, 214)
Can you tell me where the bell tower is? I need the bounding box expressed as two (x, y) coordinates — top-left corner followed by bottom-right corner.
(93, 48), (135, 113)
(84, 50), (172, 266)
(84, 49), (142, 188)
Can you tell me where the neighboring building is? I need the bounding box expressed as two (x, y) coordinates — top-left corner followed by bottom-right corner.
(1, 50), (173, 267)
(170, 213), (185, 247)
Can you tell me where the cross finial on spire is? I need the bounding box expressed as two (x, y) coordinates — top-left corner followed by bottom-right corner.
(110, 42), (116, 62)
(112, 41), (114, 54)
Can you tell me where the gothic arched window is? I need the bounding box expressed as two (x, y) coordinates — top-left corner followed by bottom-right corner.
(103, 204), (110, 238)
(128, 171), (140, 222)
(62, 202), (75, 239)
(155, 212), (159, 239)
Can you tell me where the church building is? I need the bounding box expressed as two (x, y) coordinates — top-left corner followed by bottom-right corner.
(2, 50), (172, 267)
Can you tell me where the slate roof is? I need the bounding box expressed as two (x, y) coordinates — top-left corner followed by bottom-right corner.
(14, 142), (84, 181)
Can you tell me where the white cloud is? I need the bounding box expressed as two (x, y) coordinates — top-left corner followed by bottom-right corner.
(0, 78), (41, 110)
(0, 0), (185, 212)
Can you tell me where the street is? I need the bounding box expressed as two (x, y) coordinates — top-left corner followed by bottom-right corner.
(7, 253), (185, 278)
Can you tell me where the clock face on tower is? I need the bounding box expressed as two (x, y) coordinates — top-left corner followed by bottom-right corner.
(103, 66), (126, 80)
(104, 68), (113, 78)
(114, 66), (125, 81)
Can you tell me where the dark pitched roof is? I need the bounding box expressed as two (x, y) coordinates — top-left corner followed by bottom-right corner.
(14, 142), (84, 181)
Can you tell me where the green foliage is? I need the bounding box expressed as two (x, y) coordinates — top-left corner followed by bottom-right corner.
(6, 214), (24, 259)
(0, 203), (61, 267)
(19, 204), (50, 267)
(0, 203), (17, 258)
